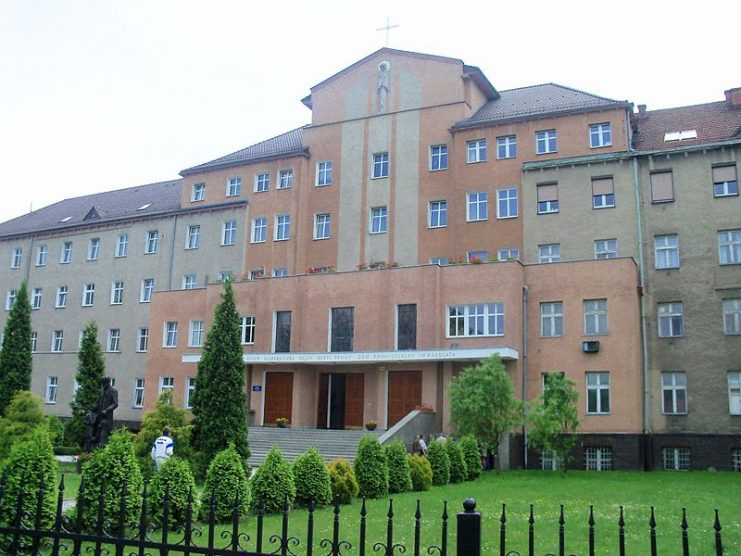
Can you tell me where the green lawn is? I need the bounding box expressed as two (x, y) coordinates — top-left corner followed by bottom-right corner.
(56, 469), (740, 555)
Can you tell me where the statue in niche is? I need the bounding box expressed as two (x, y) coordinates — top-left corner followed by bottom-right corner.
(378, 61), (390, 113)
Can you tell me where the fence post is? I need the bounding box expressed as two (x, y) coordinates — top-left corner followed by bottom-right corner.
(457, 498), (481, 556)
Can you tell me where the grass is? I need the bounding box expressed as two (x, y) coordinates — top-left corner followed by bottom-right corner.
(54, 469), (740, 555)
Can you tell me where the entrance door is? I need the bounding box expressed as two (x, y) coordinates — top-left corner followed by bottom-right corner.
(387, 370), (422, 427)
(317, 373), (365, 429)
(264, 372), (293, 426)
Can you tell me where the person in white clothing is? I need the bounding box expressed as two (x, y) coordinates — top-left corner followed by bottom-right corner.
(151, 427), (174, 471)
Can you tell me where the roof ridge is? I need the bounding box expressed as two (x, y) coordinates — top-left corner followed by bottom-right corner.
(497, 82), (622, 103)
(642, 100), (727, 114)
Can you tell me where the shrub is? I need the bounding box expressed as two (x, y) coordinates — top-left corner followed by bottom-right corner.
(46, 416), (65, 447)
(249, 446), (295, 514)
(0, 390), (47, 462)
(385, 441), (413, 494)
(200, 444), (250, 522)
(353, 436), (388, 498)
(426, 440), (450, 485)
(407, 454), (433, 492)
(328, 459), (359, 504)
(293, 448), (332, 507)
(149, 457), (198, 530)
(458, 435), (481, 480)
(446, 440), (468, 483)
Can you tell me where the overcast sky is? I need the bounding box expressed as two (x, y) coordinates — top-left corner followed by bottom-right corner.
(0, 0), (736, 224)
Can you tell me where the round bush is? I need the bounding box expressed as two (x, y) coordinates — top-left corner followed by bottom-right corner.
(328, 459), (359, 504)
(426, 440), (450, 485)
(250, 446), (295, 514)
(201, 444), (250, 522)
(0, 390), (47, 462)
(293, 448), (332, 507)
(353, 436), (388, 499)
(446, 440), (468, 483)
(458, 435), (481, 480)
(407, 454), (432, 492)
(149, 457), (198, 530)
(385, 441), (412, 494)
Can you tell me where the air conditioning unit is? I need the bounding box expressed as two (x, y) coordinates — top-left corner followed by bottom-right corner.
(582, 340), (600, 353)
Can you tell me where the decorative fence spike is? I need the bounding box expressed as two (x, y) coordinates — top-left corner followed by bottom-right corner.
(649, 506), (657, 556)
(499, 503), (507, 556)
(414, 499), (421, 556)
(558, 503), (565, 556)
(359, 497), (367, 556)
(588, 505), (595, 556)
(618, 505), (625, 556)
(681, 507), (689, 556)
(528, 504), (535, 556)
(714, 509), (723, 556)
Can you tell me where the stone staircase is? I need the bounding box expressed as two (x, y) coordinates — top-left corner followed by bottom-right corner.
(247, 427), (382, 467)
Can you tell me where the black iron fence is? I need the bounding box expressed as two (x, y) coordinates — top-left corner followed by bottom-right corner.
(0, 476), (729, 555)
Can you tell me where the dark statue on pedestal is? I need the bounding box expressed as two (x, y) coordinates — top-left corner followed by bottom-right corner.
(83, 377), (119, 452)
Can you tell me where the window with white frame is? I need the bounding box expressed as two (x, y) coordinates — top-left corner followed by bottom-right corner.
(222, 220), (237, 246)
(586, 372), (610, 414)
(584, 446), (613, 470)
(52, 330), (64, 352)
(274, 215), (291, 241)
(592, 177), (615, 208)
(273, 267), (287, 277)
(11, 247), (22, 268)
(536, 129), (557, 154)
(712, 165), (738, 197)
(110, 281), (124, 305)
(497, 187), (518, 219)
(278, 169), (293, 189)
(32, 287), (42, 310)
(541, 449), (559, 470)
(134, 378), (145, 408)
(137, 328), (149, 352)
(36, 245), (47, 266)
(467, 192), (488, 221)
(45, 377), (58, 404)
(185, 225), (200, 249)
(182, 274), (197, 290)
(498, 248), (520, 261)
(467, 139), (486, 163)
(189, 320), (204, 347)
(594, 239), (618, 259)
(372, 152), (389, 179)
(496, 135), (517, 159)
(251, 217), (267, 243)
(430, 257), (448, 265)
(61, 241), (73, 263)
(662, 372), (687, 414)
(5, 290), (16, 310)
(249, 268), (265, 280)
(540, 302), (564, 337)
(723, 299), (741, 335)
(537, 183), (559, 214)
(447, 303), (504, 337)
(428, 200), (447, 228)
(650, 171), (674, 203)
(218, 271), (233, 282)
(185, 377), (196, 409)
(539, 244), (561, 264)
(115, 234), (128, 258)
(584, 299), (608, 335)
(108, 329), (121, 352)
(191, 182), (205, 202)
(316, 161), (333, 186)
(314, 213), (331, 240)
(589, 123), (612, 148)
(164, 321), (178, 348)
(140, 279), (154, 302)
(728, 372), (741, 415)
(655, 235), (679, 269)
(159, 376), (174, 396)
(732, 449), (741, 472)
(658, 302), (683, 337)
(718, 229), (741, 265)
(240, 315), (255, 344)
(82, 283), (95, 306)
(662, 447), (690, 470)
(430, 145), (447, 171)
(227, 176), (242, 196)
(467, 251), (488, 263)
(254, 173), (269, 193)
(87, 238), (100, 261)
(370, 207), (388, 234)
(30, 331), (37, 352)
(145, 231), (159, 254)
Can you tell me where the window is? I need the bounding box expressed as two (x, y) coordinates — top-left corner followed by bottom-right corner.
(5, 290), (16, 310)
(140, 279), (154, 303)
(712, 165), (738, 197)
(274, 215), (291, 241)
(662, 447), (690, 470)
(537, 183), (559, 214)
(658, 302), (684, 337)
(61, 241), (73, 263)
(186, 225), (200, 249)
(254, 173), (269, 193)
(30, 331), (37, 352)
(662, 372), (687, 414)
(577, 300), (607, 340)
(251, 217), (267, 243)
(428, 200), (447, 228)
(729, 372), (741, 415)
(189, 320), (205, 347)
(655, 235), (679, 269)
(430, 257), (448, 265)
(496, 135), (517, 159)
(592, 177), (615, 208)
(278, 169), (293, 189)
(45, 377), (58, 404)
(370, 207), (388, 234)
(723, 299), (741, 335)
(331, 307), (354, 352)
(586, 372), (610, 414)
(82, 283), (95, 306)
(430, 145), (448, 171)
(650, 171), (674, 203)
(584, 447), (613, 470)
(536, 130), (557, 154)
(159, 377), (174, 396)
(145, 231), (159, 254)
(498, 248), (520, 261)
(10, 247), (22, 268)
(164, 321), (178, 348)
(467, 251), (488, 263)
(273, 268), (287, 277)
(594, 239), (618, 259)
(115, 235), (128, 258)
(372, 152), (389, 178)
(274, 311), (291, 353)
(222, 220), (237, 246)
(240, 315), (255, 344)
(497, 187), (518, 219)
(134, 378), (145, 408)
(447, 303), (504, 337)
(314, 213), (331, 240)
(397, 304), (417, 350)
(137, 328), (149, 352)
(185, 377), (196, 409)
(52, 330), (64, 352)
(108, 329), (121, 352)
(316, 161), (333, 186)
(732, 449), (741, 472)
(227, 176), (242, 196)
(110, 281), (124, 305)
(538, 244), (561, 264)
(87, 238), (100, 261)
(191, 182), (205, 202)
(589, 123), (612, 148)
(36, 245), (47, 266)
(540, 450), (559, 470)
(467, 192), (488, 221)
(32, 287), (42, 310)
(718, 229), (741, 265)
(540, 302), (564, 337)
(218, 271), (233, 282)
(182, 274), (197, 290)
(467, 139), (486, 163)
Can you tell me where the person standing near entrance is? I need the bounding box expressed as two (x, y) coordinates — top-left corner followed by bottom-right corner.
(151, 427), (174, 471)
(417, 434), (427, 456)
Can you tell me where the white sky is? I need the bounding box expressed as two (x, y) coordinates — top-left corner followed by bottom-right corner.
(0, 0), (737, 224)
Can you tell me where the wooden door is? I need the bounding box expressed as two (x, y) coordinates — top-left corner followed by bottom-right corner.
(317, 374), (329, 428)
(387, 371), (422, 427)
(344, 374), (365, 428)
(264, 372), (293, 426)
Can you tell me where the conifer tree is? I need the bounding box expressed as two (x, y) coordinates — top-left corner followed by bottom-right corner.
(0, 282), (32, 416)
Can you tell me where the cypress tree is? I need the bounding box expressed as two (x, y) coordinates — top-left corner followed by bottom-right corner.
(0, 282), (32, 416)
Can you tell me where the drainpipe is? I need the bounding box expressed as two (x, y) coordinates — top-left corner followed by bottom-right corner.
(521, 284), (528, 469)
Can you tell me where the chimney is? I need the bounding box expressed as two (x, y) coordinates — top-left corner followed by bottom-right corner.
(637, 104), (647, 119)
(725, 87), (741, 107)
